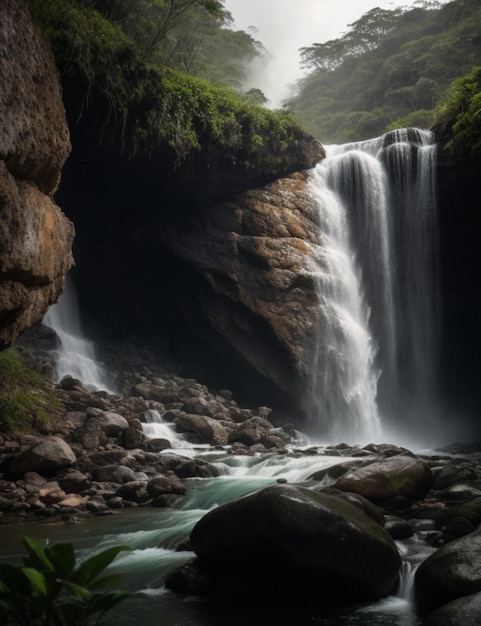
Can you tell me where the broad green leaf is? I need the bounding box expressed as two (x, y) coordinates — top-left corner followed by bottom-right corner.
(63, 580), (92, 600)
(72, 546), (131, 586)
(22, 567), (48, 596)
(22, 536), (54, 572)
(88, 573), (125, 591)
(45, 543), (76, 577)
(56, 599), (88, 625)
(81, 591), (130, 621)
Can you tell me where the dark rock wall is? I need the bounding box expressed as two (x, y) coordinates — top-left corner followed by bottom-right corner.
(0, 0), (74, 348)
(50, 72), (324, 422)
(55, 146), (325, 422)
(437, 152), (481, 430)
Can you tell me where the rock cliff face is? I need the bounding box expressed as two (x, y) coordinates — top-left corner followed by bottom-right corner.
(13, 0), (325, 421)
(0, 0), (74, 348)
(161, 172), (324, 422)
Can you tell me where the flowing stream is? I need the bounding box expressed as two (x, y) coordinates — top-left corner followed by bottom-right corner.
(0, 413), (432, 625)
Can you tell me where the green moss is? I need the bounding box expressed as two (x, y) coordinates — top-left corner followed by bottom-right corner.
(27, 0), (308, 173)
(0, 351), (62, 435)
(433, 66), (481, 157)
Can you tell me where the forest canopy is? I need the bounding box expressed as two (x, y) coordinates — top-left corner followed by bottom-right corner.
(31, 0), (266, 95)
(287, 0), (481, 143)
(27, 0), (311, 188)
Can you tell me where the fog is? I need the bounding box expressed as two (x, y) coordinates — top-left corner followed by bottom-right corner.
(223, 0), (416, 107)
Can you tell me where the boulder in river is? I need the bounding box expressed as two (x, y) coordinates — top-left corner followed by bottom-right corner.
(422, 591), (481, 626)
(334, 455), (433, 504)
(415, 527), (481, 615)
(167, 484), (401, 605)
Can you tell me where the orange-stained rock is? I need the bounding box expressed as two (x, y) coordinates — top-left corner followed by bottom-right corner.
(0, 0), (74, 348)
(163, 171), (326, 421)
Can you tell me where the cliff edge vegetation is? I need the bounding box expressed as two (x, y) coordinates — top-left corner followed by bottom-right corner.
(28, 0), (323, 200)
(432, 66), (481, 160)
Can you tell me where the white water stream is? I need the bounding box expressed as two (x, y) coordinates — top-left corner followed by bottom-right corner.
(43, 276), (115, 393)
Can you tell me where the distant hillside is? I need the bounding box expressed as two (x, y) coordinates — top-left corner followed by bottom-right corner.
(287, 0), (481, 143)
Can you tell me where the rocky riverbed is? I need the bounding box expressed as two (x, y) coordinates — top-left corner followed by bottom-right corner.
(1, 332), (481, 623)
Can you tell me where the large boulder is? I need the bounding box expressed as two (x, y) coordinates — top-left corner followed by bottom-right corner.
(334, 455), (433, 504)
(86, 411), (129, 437)
(170, 484), (401, 604)
(422, 591), (481, 626)
(415, 528), (481, 615)
(0, 0), (74, 348)
(9, 436), (76, 478)
(176, 414), (228, 446)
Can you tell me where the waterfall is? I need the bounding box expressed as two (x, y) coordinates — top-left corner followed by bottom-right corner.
(306, 128), (439, 443)
(43, 276), (115, 393)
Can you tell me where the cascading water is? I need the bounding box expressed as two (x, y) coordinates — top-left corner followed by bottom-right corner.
(0, 416), (428, 626)
(43, 276), (115, 393)
(306, 128), (439, 443)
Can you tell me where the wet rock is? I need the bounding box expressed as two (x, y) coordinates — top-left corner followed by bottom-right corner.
(92, 465), (137, 484)
(384, 516), (414, 540)
(9, 437), (76, 478)
(334, 456), (433, 504)
(422, 591), (481, 625)
(436, 483), (481, 503)
(442, 516), (475, 539)
(58, 470), (91, 493)
(145, 438), (171, 453)
(415, 528), (481, 615)
(176, 414), (228, 446)
(155, 454), (221, 479)
(183, 396), (218, 417)
(119, 426), (148, 449)
(383, 495), (414, 512)
(184, 484), (401, 602)
(60, 376), (87, 392)
(58, 494), (88, 508)
(146, 474), (186, 498)
(115, 480), (150, 504)
(320, 487), (385, 527)
(228, 417), (273, 446)
(308, 459), (366, 482)
(435, 497), (481, 528)
(151, 494), (183, 508)
(86, 411), (129, 437)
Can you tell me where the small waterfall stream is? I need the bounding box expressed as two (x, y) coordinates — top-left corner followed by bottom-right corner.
(43, 276), (115, 393)
(306, 128), (439, 443)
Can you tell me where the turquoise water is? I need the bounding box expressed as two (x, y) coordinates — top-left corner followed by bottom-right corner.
(0, 450), (426, 626)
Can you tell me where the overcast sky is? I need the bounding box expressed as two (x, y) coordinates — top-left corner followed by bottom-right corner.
(223, 0), (415, 107)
